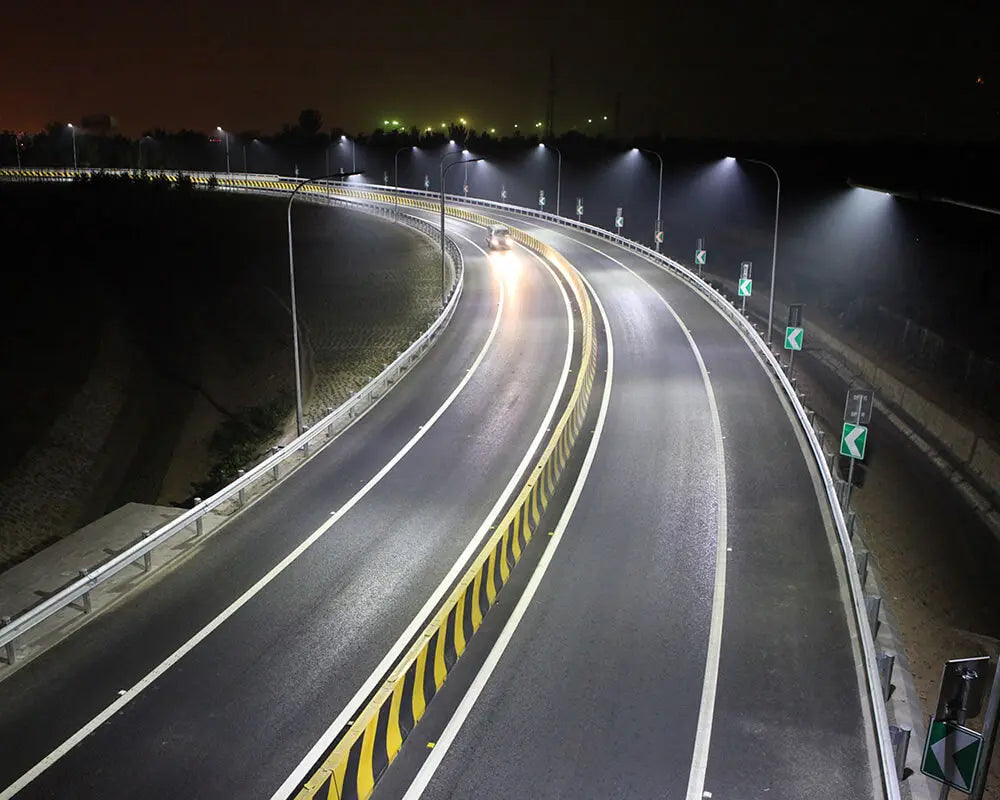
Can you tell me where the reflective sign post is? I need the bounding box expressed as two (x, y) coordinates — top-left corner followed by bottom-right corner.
(739, 261), (753, 315)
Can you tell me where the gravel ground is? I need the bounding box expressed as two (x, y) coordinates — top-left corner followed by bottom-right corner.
(794, 351), (1000, 799)
(0, 183), (439, 571)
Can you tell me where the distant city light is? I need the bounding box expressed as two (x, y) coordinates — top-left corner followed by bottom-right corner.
(602, 115), (608, 121)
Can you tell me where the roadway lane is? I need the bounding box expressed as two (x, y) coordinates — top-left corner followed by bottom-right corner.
(374, 214), (878, 799)
(0, 215), (576, 799)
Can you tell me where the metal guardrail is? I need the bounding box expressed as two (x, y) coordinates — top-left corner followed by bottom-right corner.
(0, 173), (464, 662)
(0, 169), (901, 800)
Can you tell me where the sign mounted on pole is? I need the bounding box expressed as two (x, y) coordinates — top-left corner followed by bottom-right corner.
(538, 189), (546, 209)
(844, 388), (875, 426)
(576, 197), (583, 220)
(738, 262), (753, 299)
(655, 229), (664, 244)
(840, 422), (868, 460)
(424, 174), (430, 190)
(500, 185), (507, 202)
(784, 326), (803, 351)
(787, 303), (803, 328)
(615, 207), (624, 231)
(921, 719), (984, 793)
(738, 278), (752, 296)
(935, 656), (992, 723)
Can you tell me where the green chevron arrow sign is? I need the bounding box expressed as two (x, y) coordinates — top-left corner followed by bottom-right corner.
(695, 249), (707, 265)
(840, 422), (868, 460)
(784, 326), (803, 351)
(921, 719), (983, 792)
(738, 278), (752, 297)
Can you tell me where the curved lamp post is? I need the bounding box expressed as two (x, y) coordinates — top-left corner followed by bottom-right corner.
(286, 171), (363, 434)
(637, 148), (664, 252)
(67, 124), (77, 169)
(738, 157), (781, 346)
(440, 154), (484, 306)
(216, 126), (230, 173)
(393, 146), (412, 217)
(539, 142), (562, 217)
(341, 135), (356, 172)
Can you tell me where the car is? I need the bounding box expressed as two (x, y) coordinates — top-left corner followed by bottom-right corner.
(486, 224), (511, 251)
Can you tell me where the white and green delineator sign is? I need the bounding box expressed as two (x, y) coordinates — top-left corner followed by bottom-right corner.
(738, 278), (752, 297)
(784, 326), (803, 351)
(695, 249), (707, 265)
(840, 422), (868, 460)
(922, 719), (984, 793)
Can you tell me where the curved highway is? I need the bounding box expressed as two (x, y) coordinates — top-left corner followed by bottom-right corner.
(367, 207), (881, 800)
(0, 211), (580, 799)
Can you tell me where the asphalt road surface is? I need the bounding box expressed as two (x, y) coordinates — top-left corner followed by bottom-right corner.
(0, 214), (578, 799)
(372, 210), (880, 800)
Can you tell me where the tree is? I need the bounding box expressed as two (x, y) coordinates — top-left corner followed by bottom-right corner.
(297, 109), (323, 137)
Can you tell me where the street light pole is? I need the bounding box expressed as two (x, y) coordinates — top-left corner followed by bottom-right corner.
(216, 127), (230, 173)
(440, 155), (484, 306)
(286, 171), (362, 435)
(393, 146), (410, 217)
(639, 148), (664, 252)
(742, 157), (781, 347)
(540, 143), (563, 216)
(341, 135), (356, 172)
(68, 124), (77, 169)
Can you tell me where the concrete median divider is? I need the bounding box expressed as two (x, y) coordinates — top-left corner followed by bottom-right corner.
(290, 213), (599, 800)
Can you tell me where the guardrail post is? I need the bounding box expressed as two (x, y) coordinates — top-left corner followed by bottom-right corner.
(816, 430), (826, 449)
(855, 549), (869, 589)
(79, 570), (92, 614)
(889, 724), (910, 781)
(847, 509), (857, 539)
(193, 499), (203, 536)
(237, 470), (246, 507)
(326, 407), (335, 438)
(2, 616), (14, 665)
(865, 594), (882, 638)
(807, 408), (816, 428)
(138, 529), (152, 572)
(302, 427), (310, 456)
(271, 447), (281, 481)
(878, 651), (896, 701)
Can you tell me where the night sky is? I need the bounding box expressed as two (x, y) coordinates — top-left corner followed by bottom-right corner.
(3, 0), (996, 140)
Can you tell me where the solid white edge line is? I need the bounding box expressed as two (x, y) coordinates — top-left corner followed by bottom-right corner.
(0, 231), (510, 800)
(266, 230), (575, 800)
(544, 235), (729, 800)
(400, 269), (614, 800)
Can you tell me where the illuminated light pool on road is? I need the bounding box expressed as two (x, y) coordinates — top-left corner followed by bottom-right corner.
(488, 249), (521, 292)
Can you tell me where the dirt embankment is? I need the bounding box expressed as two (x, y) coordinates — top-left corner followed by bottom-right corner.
(0, 178), (438, 571)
